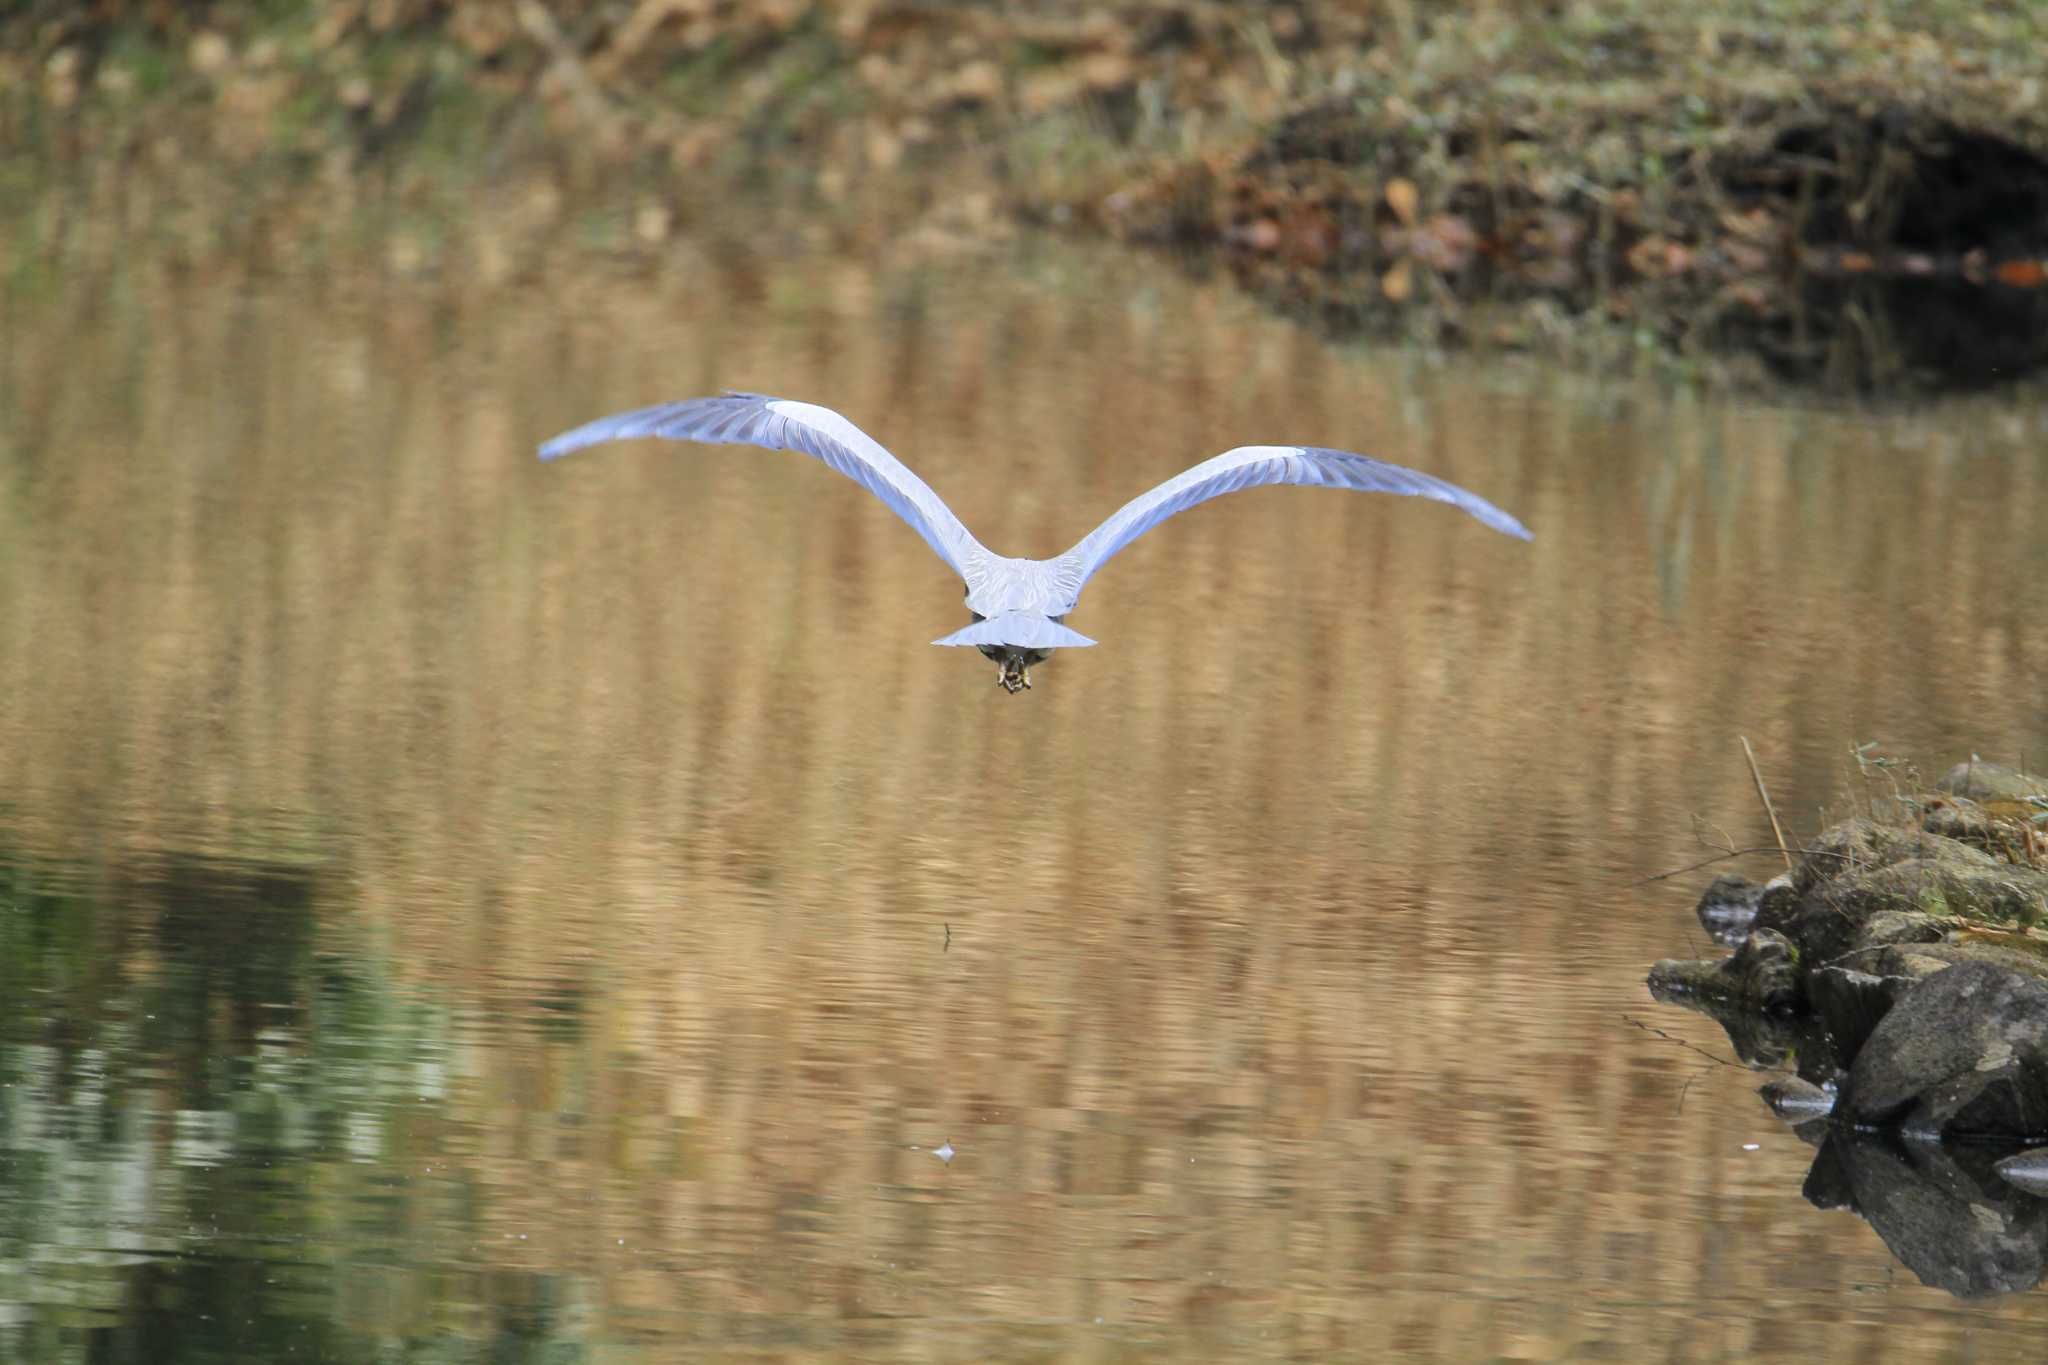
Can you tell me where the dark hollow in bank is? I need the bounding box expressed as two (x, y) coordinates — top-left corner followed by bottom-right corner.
(1119, 100), (2048, 392)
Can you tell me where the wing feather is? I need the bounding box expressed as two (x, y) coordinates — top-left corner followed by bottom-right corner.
(1057, 444), (1530, 602)
(932, 614), (1096, 649)
(538, 392), (987, 577)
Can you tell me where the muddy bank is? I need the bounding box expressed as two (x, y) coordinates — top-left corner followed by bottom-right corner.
(8, 3), (2048, 390)
(1115, 96), (2048, 391)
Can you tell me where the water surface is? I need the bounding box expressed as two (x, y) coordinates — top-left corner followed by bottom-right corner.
(2, 232), (2046, 1361)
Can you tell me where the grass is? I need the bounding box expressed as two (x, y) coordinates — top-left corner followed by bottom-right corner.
(5, 1), (2047, 387)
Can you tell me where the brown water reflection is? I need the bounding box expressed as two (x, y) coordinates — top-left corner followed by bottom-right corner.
(2, 235), (2047, 1361)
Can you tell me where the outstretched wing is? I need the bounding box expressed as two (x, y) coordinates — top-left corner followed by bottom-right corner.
(1056, 444), (1530, 602)
(538, 392), (988, 578)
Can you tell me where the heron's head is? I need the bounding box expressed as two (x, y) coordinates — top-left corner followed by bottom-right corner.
(931, 610), (1097, 695)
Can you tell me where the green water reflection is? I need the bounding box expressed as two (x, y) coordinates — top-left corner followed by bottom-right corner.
(0, 853), (492, 1362)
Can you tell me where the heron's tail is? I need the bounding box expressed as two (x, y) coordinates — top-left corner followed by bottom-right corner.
(932, 613), (1096, 649)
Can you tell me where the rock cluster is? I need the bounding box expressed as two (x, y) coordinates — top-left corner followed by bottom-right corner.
(1648, 763), (2048, 1297)
(1650, 762), (2048, 1138)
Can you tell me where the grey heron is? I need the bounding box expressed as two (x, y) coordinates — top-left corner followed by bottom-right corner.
(539, 392), (1531, 693)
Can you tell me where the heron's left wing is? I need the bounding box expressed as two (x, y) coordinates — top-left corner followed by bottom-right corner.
(538, 392), (988, 578)
(1055, 444), (1530, 604)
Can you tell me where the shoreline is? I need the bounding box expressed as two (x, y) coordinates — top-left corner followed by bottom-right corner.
(9, 2), (2048, 390)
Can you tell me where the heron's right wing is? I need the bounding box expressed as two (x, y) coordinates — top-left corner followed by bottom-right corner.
(539, 392), (988, 578)
(1055, 443), (1530, 604)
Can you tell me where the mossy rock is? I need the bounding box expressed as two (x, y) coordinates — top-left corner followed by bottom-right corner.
(1938, 763), (2048, 804)
(1758, 827), (2048, 966)
(1649, 927), (1802, 1013)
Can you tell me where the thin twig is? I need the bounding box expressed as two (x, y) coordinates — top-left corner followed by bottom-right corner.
(1742, 735), (1794, 872)
(1621, 1013), (1743, 1069)
(1633, 846), (1851, 886)
(1676, 1067), (1707, 1116)
(1689, 812), (1737, 857)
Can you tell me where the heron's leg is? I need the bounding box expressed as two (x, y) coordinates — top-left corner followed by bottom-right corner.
(997, 655), (1029, 694)
(1020, 665), (1032, 690)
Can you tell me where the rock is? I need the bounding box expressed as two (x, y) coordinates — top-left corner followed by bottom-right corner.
(1756, 828), (2048, 966)
(1916, 1064), (2041, 1141)
(1818, 1133), (2048, 1297)
(1837, 860), (2048, 929)
(1760, 1075), (1836, 1121)
(1923, 799), (2002, 849)
(1843, 962), (2048, 1139)
(1648, 928), (1802, 1012)
(1779, 819), (1976, 901)
(1650, 781), (2048, 1122)
(1808, 965), (1912, 1064)
(1641, 972), (1816, 1068)
(189, 30), (233, 78)
(1858, 911), (1953, 947)
(1756, 871), (1798, 923)
(1835, 938), (2048, 987)
(1801, 1138), (1854, 1211)
(1922, 794), (2048, 864)
(1754, 822), (1987, 963)
(1939, 762), (2048, 804)
(1695, 872), (1764, 945)
(1718, 928), (1804, 1014)
(1995, 1147), (2048, 1197)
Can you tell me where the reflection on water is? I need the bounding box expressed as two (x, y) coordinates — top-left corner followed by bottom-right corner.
(2, 231), (2047, 1360)
(1802, 1130), (2048, 1301)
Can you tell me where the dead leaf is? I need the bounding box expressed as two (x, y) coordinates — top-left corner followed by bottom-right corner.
(634, 202), (673, 244)
(1384, 177), (1418, 226)
(935, 60), (1002, 108)
(190, 31), (233, 77)
(450, 5), (518, 58)
(1381, 258), (1413, 301)
(1077, 51), (1135, 92)
(865, 123), (903, 170)
(1626, 234), (1692, 277)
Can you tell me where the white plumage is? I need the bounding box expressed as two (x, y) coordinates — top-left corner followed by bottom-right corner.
(539, 391), (1531, 692)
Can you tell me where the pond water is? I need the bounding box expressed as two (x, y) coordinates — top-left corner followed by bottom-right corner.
(2, 228), (2046, 1362)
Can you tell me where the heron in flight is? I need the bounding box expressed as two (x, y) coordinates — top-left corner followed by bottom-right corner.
(539, 392), (1531, 693)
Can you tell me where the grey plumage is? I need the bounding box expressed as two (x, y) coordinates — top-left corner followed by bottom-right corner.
(539, 391), (1531, 692)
